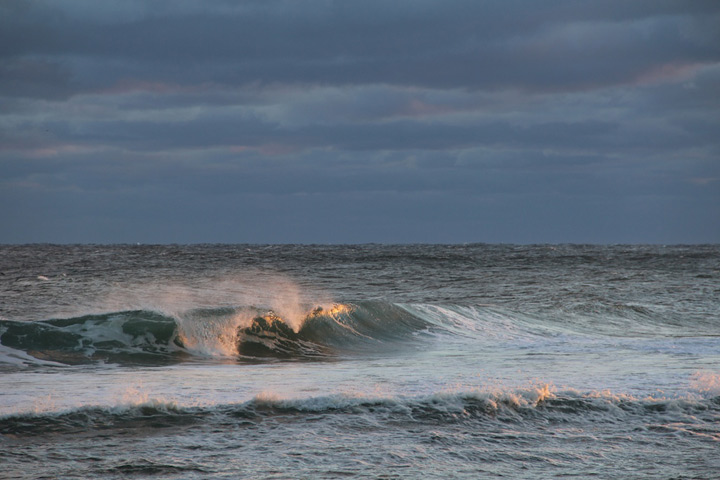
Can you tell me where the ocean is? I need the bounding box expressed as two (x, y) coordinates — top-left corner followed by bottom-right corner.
(1, 244), (718, 479)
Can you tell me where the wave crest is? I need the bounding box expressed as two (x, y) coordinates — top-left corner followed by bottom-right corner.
(3, 386), (718, 437)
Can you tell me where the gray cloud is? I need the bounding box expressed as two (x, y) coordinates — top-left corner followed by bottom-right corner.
(1, 0), (718, 243)
(3, 0), (718, 93)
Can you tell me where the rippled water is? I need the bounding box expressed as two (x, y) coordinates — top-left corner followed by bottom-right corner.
(1, 244), (719, 478)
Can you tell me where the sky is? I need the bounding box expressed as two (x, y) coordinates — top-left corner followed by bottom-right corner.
(1, 0), (719, 244)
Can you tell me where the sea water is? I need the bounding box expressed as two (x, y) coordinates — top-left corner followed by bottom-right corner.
(1, 244), (718, 479)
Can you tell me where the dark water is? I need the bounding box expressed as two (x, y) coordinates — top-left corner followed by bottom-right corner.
(1, 244), (719, 479)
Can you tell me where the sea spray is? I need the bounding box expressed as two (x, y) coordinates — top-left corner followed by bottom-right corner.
(100, 272), (335, 331)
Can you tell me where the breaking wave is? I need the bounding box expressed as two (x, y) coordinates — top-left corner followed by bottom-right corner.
(0, 302), (433, 365)
(2, 296), (717, 367)
(2, 385), (719, 437)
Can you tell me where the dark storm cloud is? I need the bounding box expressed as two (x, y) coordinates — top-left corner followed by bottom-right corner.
(1, 0), (719, 243)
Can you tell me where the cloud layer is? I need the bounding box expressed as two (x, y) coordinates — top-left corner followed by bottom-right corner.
(2, 0), (719, 243)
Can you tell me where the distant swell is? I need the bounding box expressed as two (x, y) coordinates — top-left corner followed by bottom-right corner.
(3, 387), (719, 437)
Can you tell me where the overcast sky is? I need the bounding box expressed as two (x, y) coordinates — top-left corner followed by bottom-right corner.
(1, 0), (718, 244)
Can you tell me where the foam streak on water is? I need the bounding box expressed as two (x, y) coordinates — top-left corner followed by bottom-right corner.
(1, 244), (719, 479)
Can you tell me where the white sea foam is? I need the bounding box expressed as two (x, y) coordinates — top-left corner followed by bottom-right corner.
(690, 371), (720, 398)
(0, 342), (67, 368)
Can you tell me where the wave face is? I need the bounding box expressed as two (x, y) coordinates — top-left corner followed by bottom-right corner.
(0, 301), (435, 365)
(0, 311), (183, 365)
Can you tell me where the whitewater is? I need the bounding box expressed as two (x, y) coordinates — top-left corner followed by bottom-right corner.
(1, 244), (718, 479)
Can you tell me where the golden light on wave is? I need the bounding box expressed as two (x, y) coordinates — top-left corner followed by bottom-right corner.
(310, 303), (351, 318)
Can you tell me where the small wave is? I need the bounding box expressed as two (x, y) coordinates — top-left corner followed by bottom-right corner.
(248, 387), (720, 423)
(105, 462), (209, 476)
(0, 399), (198, 436)
(3, 386), (718, 437)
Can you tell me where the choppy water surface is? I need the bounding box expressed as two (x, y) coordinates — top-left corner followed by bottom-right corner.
(1, 244), (719, 479)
